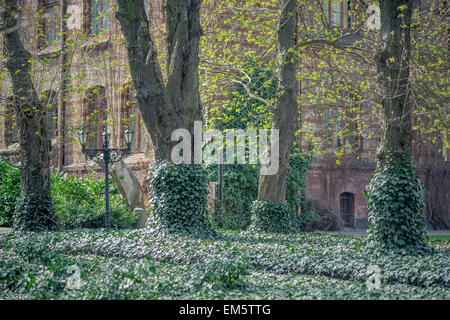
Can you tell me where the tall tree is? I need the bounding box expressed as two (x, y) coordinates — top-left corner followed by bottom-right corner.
(116, 0), (212, 234)
(366, 0), (430, 253)
(256, 0), (299, 203)
(0, 0), (58, 230)
(116, 0), (203, 162)
(246, 0), (300, 233)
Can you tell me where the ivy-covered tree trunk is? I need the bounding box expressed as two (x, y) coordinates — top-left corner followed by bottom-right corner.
(0, 0), (58, 231)
(251, 0), (299, 233)
(116, 0), (211, 234)
(116, 0), (203, 162)
(366, 0), (429, 253)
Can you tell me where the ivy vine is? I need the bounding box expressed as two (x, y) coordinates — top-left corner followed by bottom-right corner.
(366, 154), (432, 255)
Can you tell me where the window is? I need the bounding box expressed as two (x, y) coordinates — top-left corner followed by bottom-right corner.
(18, 0), (27, 42)
(4, 98), (18, 145)
(42, 0), (61, 45)
(324, 0), (352, 29)
(84, 87), (107, 149)
(324, 105), (361, 155)
(122, 88), (146, 153)
(88, 0), (109, 36)
(340, 192), (354, 228)
(42, 91), (58, 139)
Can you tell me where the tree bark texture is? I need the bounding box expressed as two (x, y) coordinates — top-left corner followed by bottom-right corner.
(257, 0), (299, 202)
(116, 0), (203, 162)
(0, 0), (57, 230)
(376, 0), (414, 164)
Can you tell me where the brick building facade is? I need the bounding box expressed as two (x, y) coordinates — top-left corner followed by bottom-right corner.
(1, 0), (448, 230)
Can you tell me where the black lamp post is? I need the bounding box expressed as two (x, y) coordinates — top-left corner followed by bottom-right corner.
(78, 126), (134, 229)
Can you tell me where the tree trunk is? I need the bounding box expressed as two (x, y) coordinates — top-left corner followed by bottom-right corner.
(376, 0), (414, 163)
(0, 0), (57, 230)
(257, 0), (299, 202)
(116, 0), (203, 162)
(367, 0), (430, 253)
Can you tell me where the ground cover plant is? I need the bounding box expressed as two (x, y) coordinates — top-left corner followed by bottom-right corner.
(0, 228), (448, 300)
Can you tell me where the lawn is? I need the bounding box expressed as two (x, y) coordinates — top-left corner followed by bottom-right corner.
(0, 229), (449, 300)
(427, 235), (450, 241)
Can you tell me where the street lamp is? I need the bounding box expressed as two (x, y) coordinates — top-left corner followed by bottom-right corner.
(78, 126), (134, 229)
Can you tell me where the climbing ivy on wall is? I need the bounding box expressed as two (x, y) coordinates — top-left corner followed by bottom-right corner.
(205, 65), (317, 231)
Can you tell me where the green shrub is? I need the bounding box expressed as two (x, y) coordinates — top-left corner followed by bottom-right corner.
(286, 150), (319, 230)
(0, 160), (137, 230)
(249, 200), (296, 233)
(14, 191), (58, 232)
(205, 148), (315, 232)
(0, 159), (20, 226)
(205, 63), (274, 230)
(206, 164), (259, 230)
(148, 161), (216, 237)
(51, 172), (137, 229)
(296, 205), (320, 230)
(247, 149), (316, 233)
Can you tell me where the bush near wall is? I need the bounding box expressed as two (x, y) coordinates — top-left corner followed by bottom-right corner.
(0, 159), (137, 229)
(0, 160), (20, 227)
(51, 172), (137, 229)
(206, 163), (259, 230)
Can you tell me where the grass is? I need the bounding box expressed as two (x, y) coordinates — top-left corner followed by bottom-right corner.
(0, 229), (449, 300)
(428, 235), (450, 241)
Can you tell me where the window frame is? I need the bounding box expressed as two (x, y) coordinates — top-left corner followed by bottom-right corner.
(84, 87), (107, 149)
(87, 0), (109, 36)
(324, 0), (353, 30)
(41, 0), (61, 46)
(324, 105), (362, 156)
(18, 0), (26, 42)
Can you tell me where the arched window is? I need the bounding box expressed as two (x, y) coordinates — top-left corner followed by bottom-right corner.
(340, 192), (355, 228)
(86, 0), (109, 36)
(18, 0), (27, 43)
(121, 87), (146, 153)
(324, 93), (362, 156)
(84, 87), (107, 149)
(41, 0), (62, 46)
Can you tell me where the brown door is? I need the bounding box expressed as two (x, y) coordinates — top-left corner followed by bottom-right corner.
(340, 192), (354, 228)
